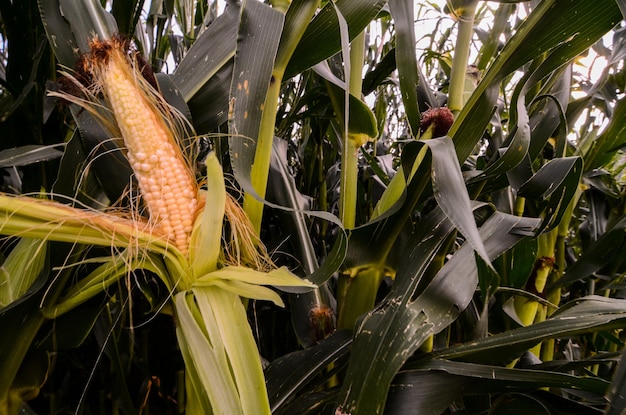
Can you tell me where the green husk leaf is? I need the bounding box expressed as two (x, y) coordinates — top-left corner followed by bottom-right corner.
(0, 238), (47, 308)
(189, 152), (225, 277)
(197, 278), (286, 307)
(0, 194), (186, 266)
(44, 251), (174, 318)
(174, 291), (242, 414)
(193, 266), (315, 289)
(193, 286), (271, 414)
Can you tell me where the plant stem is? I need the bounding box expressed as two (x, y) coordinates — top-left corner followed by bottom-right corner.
(336, 31), (386, 330)
(514, 196), (525, 217)
(340, 140), (359, 229)
(540, 187), (582, 362)
(243, 0), (322, 235)
(339, 31), (366, 229)
(448, 1), (478, 114)
(244, 75), (282, 235)
(337, 267), (386, 330)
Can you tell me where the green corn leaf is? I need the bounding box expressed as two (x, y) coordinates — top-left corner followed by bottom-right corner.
(338, 210), (539, 414)
(450, 0), (621, 164)
(388, 0), (420, 136)
(550, 215), (626, 290)
(318, 62), (379, 142)
(38, 0), (117, 66)
(387, 358), (608, 415)
(517, 157), (583, 233)
(0, 238), (47, 308)
(436, 296), (626, 366)
(285, 0), (388, 78)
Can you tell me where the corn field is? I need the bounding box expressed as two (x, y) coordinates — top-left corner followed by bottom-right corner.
(1, 0), (626, 414)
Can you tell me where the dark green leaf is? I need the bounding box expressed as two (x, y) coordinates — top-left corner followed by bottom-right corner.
(286, 0), (388, 78)
(228, 0), (283, 171)
(386, 359), (608, 415)
(266, 330), (352, 412)
(0, 144), (65, 168)
(58, 0), (117, 53)
(615, 0), (626, 20)
(606, 346), (626, 415)
(338, 209), (538, 414)
(437, 296), (626, 365)
(172, 1), (239, 101)
(517, 157), (583, 233)
(322, 74), (378, 139)
(428, 137), (492, 266)
(38, 0), (81, 66)
(388, 0), (420, 136)
(550, 215), (626, 289)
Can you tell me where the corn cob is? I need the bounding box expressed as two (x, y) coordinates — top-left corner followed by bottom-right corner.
(84, 37), (198, 255)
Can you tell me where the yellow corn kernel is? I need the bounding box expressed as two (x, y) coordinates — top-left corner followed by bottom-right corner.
(87, 38), (198, 255)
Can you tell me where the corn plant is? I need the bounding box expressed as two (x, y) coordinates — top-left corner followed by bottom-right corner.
(2, 0), (626, 414)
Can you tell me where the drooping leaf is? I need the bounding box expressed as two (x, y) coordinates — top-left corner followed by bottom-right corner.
(450, 0), (621, 164)
(386, 358), (608, 415)
(266, 330), (352, 412)
(321, 69), (378, 141)
(267, 138), (338, 346)
(428, 137), (492, 267)
(517, 157), (583, 233)
(0, 144), (65, 168)
(338, 209), (539, 414)
(436, 296), (626, 366)
(388, 0), (420, 136)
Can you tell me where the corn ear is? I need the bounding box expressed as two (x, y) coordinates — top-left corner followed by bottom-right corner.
(87, 37), (198, 256)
